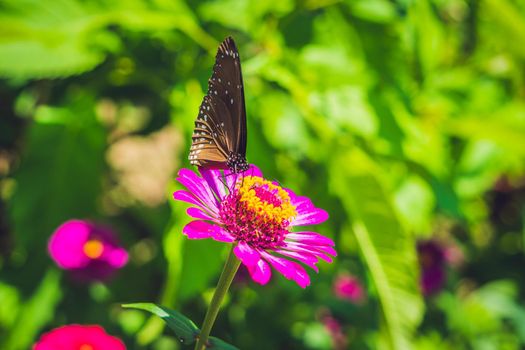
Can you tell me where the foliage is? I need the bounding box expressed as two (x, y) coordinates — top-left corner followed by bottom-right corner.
(1, 0), (525, 349)
(123, 303), (239, 349)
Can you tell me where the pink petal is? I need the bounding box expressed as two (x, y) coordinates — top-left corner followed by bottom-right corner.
(273, 249), (319, 272)
(234, 242), (260, 266)
(261, 252), (297, 279)
(182, 221), (215, 239)
(200, 168), (228, 199)
(285, 231), (335, 246)
(284, 191), (329, 226)
(210, 226), (236, 243)
(182, 221), (235, 242)
(224, 164), (264, 188)
(48, 220), (91, 269)
(187, 207), (215, 221)
(247, 259), (271, 285)
(176, 168), (219, 212)
(107, 248), (129, 268)
(173, 190), (218, 216)
(287, 193), (314, 211)
(291, 261), (311, 288)
(292, 207), (329, 226)
(34, 324), (126, 350)
(261, 252), (311, 288)
(224, 172), (241, 190)
(281, 243), (334, 263)
(245, 164), (263, 178)
(286, 241), (337, 257)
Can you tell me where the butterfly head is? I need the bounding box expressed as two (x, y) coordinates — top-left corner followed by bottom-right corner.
(227, 152), (249, 173)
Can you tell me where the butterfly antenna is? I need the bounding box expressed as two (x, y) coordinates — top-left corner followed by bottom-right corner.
(222, 171), (239, 194)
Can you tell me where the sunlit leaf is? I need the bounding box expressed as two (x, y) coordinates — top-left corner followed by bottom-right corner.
(0, 282), (20, 328)
(394, 175), (435, 233)
(0, 0), (117, 79)
(0, 0), (217, 79)
(348, 0), (397, 23)
(8, 93), (106, 251)
(330, 149), (423, 350)
(199, 0), (294, 32)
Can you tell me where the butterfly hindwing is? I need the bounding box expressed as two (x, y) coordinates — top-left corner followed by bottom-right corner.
(189, 97), (226, 166)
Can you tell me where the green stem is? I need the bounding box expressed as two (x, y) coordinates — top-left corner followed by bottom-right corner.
(194, 246), (241, 350)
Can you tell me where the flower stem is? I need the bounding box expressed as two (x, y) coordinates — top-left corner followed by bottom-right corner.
(194, 246), (241, 350)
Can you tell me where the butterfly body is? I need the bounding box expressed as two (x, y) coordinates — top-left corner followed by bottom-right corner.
(189, 37), (248, 173)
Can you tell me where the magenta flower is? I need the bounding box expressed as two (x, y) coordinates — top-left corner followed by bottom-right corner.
(48, 220), (128, 281)
(333, 273), (365, 304)
(320, 312), (348, 350)
(33, 324), (126, 350)
(417, 239), (446, 296)
(173, 165), (335, 288)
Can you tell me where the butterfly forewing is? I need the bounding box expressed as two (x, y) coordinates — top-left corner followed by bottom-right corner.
(209, 38), (247, 155)
(189, 37), (248, 172)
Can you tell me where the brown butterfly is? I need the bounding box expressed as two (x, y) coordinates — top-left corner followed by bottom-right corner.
(188, 37), (248, 173)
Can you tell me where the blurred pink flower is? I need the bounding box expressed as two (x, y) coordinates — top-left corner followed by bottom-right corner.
(48, 220), (128, 281)
(173, 165), (336, 288)
(444, 243), (465, 268)
(321, 314), (348, 350)
(333, 273), (365, 303)
(417, 239), (446, 296)
(33, 324), (125, 350)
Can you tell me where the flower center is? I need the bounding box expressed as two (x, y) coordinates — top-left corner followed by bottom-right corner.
(219, 176), (297, 249)
(83, 239), (104, 259)
(79, 345), (94, 350)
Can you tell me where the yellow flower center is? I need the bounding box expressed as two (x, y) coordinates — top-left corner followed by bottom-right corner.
(79, 345), (94, 350)
(83, 239), (104, 259)
(237, 176), (297, 224)
(220, 176), (297, 249)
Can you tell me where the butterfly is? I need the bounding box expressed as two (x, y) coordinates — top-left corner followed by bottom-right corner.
(188, 37), (249, 173)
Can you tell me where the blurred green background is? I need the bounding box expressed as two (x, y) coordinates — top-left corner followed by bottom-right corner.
(1, 0), (525, 349)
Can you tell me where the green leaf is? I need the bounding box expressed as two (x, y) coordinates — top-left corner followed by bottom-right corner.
(122, 303), (199, 345)
(1, 269), (62, 350)
(0, 282), (20, 328)
(0, 0), (220, 79)
(208, 336), (240, 350)
(330, 149), (423, 350)
(199, 0), (294, 32)
(349, 0), (397, 23)
(8, 93), (106, 251)
(0, 0), (117, 79)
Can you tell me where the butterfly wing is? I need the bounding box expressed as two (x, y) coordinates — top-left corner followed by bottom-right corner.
(189, 95), (236, 168)
(189, 37), (247, 169)
(209, 37), (247, 157)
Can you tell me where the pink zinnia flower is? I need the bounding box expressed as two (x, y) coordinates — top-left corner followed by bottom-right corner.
(173, 165), (336, 288)
(417, 239), (446, 296)
(48, 220), (128, 281)
(33, 324), (126, 350)
(319, 311), (348, 350)
(333, 273), (365, 303)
